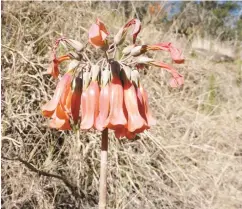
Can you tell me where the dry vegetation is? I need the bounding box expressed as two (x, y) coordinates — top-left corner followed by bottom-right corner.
(1, 2), (242, 209)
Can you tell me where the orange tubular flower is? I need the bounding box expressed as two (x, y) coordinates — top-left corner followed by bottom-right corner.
(145, 43), (184, 64)
(131, 43), (184, 64)
(80, 81), (100, 130)
(80, 90), (87, 124)
(88, 18), (109, 49)
(104, 74), (127, 130)
(114, 127), (136, 140)
(70, 76), (82, 125)
(42, 72), (73, 117)
(95, 84), (110, 131)
(42, 71), (73, 130)
(47, 55), (71, 78)
(123, 80), (147, 132)
(138, 85), (156, 127)
(149, 61), (184, 88)
(49, 103), (71, 130)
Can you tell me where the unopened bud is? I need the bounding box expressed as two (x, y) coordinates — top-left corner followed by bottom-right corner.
(114, 27), (127, 46)
(68, 60), (80, 70)
(130, 45), (145, 57)
(83, 71), (91, 89)
(66, 39), (84, 52)
(101, 68), (111, 86)
(131, 69), (140, 87)
(122, 65), (132, 80)
(110, 61), (121, 78)
(69, 51), (82, 60)
(91, 65), (100, 81)
(136, 56), (154, 64)
(122, 45), (135, 56)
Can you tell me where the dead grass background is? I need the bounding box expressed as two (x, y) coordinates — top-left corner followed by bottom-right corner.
(1, 1), (242, 209)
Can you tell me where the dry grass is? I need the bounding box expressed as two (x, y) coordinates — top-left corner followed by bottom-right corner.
(1, 2), (242, 209)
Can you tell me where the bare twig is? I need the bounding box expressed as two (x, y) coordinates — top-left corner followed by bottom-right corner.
(2, 44), (39, 71)
(2, 155), (84, 200)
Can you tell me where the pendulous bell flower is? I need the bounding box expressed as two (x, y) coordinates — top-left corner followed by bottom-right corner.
(42, 71), (73, 130)
(70, 76), (82, 125)
(123, 80), (147, 133)
(104, 62), (127, 130)
(80, 66), (100, 130)
(138, 85), (156, 127)
(95, 69), (111, 131)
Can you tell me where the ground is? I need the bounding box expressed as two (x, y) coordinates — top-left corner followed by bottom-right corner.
(1, 2), (242, 209)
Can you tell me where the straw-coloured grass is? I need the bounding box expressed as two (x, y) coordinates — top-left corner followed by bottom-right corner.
(2, 2), (242, 209)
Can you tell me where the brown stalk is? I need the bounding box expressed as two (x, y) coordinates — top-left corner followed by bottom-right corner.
(99, 128), (109, 209)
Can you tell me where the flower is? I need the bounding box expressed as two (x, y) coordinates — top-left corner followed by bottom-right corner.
(114, 18), (141, 45)
(42, 18), (185, 139)
(114, 127), (136, 140)
(104, 62), (127, 130)
(80, 80), (100, 130)
(88, 18), (109, 49)
(95, 69), (111, 131)
(145, 43), (184, 64)
(95, 83), (110, 131)
(130, 43), (184, 64)
(42, 71), (73, 130)
(136, 56), (184, 88)
(47, 55), (70, 78)
(138, 85), (156, 127)
(149, 61), (184, 87)
(70, 76), (82, 125)
(80, 66), (100, 130)
(123, 75), (147, 133)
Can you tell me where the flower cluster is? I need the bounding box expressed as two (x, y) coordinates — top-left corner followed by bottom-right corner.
(42, 18), (184, 139)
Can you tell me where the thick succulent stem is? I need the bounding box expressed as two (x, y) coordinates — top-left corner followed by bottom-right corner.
(99, 128), (108, 209)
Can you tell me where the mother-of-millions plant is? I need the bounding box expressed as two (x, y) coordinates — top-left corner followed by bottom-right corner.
(42, 18), (184, 209)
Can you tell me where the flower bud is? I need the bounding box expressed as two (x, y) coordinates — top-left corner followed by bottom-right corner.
(122, 45), (135, 56)
(110, 61), (121, 78)
(131, 69), (140, 87)
(130, 45), (144, 56)
(68, 51), (82, 60)
(101, 68), (111, 86)
(91, 65), (100, 81)
(136, 56), (154, 64)
(121, 65), (132, 81)
(68, 60), (80, 70)
(66, 39), (84, 52)
(114, 27), (126, 46)
(83, 71), (91, 90)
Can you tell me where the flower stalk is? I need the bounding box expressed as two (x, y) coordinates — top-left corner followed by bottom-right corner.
(99, 128), (108, 209)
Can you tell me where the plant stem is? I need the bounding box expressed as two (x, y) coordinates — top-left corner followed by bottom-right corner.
(99, 128), (109, 209)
